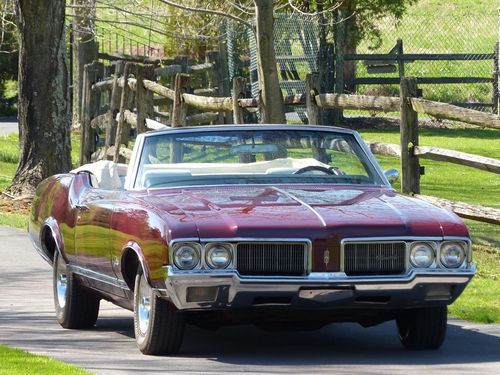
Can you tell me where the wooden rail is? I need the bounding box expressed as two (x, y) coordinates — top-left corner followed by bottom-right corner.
(415, 195), (500, 225)
(409, 98), (500, 129)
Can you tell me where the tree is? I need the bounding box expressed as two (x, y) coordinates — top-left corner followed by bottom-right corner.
(70, 0), (98, 129)
(0, 1), (18, 102)
(9, 0), (72, 195)
(159, 0), (288, 124)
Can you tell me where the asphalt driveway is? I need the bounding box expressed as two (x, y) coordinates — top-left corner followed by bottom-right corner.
(0, 117), (17, 135)
(0, 226), (499, 374)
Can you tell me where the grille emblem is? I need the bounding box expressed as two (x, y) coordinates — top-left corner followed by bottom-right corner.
(324, 250), (330, 266)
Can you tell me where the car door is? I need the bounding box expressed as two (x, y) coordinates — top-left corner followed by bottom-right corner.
(72, 173), (122, 293)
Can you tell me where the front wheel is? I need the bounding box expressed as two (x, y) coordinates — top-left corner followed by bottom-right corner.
(133, 267), (185, 355)
(53, 251), (100, 329)
(396, 306), (447, 350)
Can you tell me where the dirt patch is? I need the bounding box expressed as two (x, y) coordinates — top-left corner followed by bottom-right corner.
(0, 192), (31, 215)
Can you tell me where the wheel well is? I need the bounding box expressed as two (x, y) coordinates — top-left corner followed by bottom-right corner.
(41, 226), (57, 263)
(121, 249), (141, 291)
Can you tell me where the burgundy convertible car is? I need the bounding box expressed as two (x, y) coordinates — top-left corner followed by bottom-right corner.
(29, 125), (475, 355)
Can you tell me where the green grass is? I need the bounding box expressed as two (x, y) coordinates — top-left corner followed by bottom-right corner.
(356, 0), (496, 103)
(0, 212), (28, 229)
(0, 133), (81, 192)
(0, 133), (20, 192)
(0, 345), (88, 375)
(449, 245), (500, 323)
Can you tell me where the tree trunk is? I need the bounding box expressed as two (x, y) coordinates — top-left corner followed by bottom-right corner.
(253, 0), (285, 124)
(71, 0), (98, 129)
(10, 0), (72, 196)
(343, 14), (357, 94)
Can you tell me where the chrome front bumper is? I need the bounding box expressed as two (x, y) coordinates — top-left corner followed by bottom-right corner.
(158, 265), (476, 311)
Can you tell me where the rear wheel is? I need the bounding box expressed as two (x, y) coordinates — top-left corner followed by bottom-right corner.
(53, 251), (100, 329)
(133, 267), (185, 355)
(396, 306), (447, 350)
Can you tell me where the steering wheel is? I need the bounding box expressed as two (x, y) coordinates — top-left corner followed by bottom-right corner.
(293, 165), (338, 175)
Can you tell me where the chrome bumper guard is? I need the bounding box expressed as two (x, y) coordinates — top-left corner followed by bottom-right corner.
(159, 265), (476, 311)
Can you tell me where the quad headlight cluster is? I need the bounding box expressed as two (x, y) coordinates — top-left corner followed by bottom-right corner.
(409, 241), (469, 269)
(172, 242), (233, 271)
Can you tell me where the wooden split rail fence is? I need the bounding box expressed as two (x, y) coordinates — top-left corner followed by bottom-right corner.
(80, 61), (500, 225)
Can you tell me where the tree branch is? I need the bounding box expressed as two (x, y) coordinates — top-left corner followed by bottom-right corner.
(157, 0), (253, 30)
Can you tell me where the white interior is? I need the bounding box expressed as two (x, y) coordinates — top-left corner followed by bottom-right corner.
(72, 160), (128, 190)
(139, 158), (329, 188)
(72, 158), (331, 190)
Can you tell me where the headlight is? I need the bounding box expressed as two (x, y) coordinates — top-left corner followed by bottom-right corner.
(410, 242), (435, 268)
(173, 243), (200, 270)
(206, 243), (232, 269)
(440, 242), (466, 268)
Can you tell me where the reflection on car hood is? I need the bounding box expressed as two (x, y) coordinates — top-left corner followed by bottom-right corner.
(136, 185), (468, 240)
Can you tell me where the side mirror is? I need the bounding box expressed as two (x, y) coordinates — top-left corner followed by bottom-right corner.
(384, 169), (399, 185)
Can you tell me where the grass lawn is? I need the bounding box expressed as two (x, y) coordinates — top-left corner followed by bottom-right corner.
(0, 345), (88, 375)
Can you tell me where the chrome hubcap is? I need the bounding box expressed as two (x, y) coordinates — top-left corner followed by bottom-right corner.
(137, 275), (151, 335)
(56, 260), (68, 309)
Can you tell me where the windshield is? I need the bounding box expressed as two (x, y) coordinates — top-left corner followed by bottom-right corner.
(134, 129), (384, 188)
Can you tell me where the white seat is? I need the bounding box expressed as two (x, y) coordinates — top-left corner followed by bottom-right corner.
(71, 161), (127, 190)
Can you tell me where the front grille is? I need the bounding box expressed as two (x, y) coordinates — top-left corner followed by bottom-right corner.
(343, 242), (406, 276)
(236, 242), (307, 276)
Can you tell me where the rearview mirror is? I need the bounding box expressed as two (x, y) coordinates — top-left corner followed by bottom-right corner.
(384, 169), (399, 185)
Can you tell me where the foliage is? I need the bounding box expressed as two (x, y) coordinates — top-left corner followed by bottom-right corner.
(162, 4), (219, 60)
(0, 345), (88, 375)
(338, 0), (418, 49)
(0, 11), (18, 100)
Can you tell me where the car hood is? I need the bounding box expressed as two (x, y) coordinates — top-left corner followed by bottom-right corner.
(135, 185), (468, 240)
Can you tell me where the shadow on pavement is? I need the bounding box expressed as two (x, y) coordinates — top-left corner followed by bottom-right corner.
(87, 315), (500, 366)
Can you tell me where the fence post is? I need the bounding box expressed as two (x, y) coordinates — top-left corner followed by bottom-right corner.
(114, 62), (131, 162)
(397, 39), (405, 79)
(207, 50), (227, 124)
(171, 73), (190, 127)
(80, 61), (103, 165)
(136, 64), (155, 134)
(232, 77), (246, 124)
(174, 55), (189, 73)
(400, 77), (420, 194)
(306, 73), (321, 125)
(80, 64), (91, 165)
(494, 42), (499, 115)
(334, 9), (345, 126)
(170, 73), (190, 163)
(106, 61), (124, 149)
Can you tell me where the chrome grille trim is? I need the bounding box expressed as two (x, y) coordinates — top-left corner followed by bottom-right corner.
(341, 241), (407, 276)
(235, 242), (309, 276)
